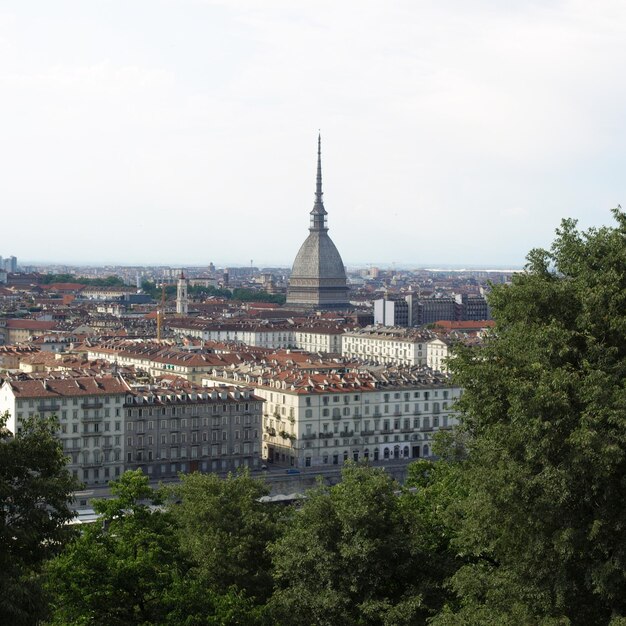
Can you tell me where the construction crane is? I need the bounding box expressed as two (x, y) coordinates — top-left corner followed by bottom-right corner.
(157, 283), (166, 341)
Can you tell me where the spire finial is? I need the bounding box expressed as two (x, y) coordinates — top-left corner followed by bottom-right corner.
(310, 132), (327, 227)
(315, 132), (323, 206)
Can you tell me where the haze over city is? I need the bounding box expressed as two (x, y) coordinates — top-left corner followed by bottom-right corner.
(2, 0), (625, 266)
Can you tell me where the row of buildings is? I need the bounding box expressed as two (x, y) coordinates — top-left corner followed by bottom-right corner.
(0, 353), (461, 482)
(374, 292), (490, 326)
(0, 374), (264, 484)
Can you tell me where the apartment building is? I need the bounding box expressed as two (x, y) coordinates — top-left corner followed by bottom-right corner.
(0, 375), (130, 485)
(342, 326), (431, 367)
(0, 374), (263, 485)
(87, 341), (254, 384)
(169, 320), (349, 354)
(123, 384), (263, 479)
(203, 363), (461, 469)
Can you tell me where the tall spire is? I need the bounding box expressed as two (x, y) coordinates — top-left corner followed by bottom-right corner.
(315, 133), (324, 209)
(310, 132), (328, 231)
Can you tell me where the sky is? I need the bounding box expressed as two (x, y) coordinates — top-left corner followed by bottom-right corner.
(1, 0), (626, 268)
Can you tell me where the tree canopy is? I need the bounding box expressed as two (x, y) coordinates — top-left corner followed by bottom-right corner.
(38, 273), (127, 287)
(46, 470), (268, 626)
(0, 412), (79, 625)
(269, 462), (459, 626)
(436, 209), (626, 625)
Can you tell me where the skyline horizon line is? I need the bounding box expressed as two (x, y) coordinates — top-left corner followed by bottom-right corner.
(12, 260), (525, 272)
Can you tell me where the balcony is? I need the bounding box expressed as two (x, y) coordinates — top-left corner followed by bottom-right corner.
(401, 428), (413, 433)
(301, 433), (317, 441)
(340, 430), (354, 438)
(265, 427), (276, 436)
(37, 405), (60, 413)
(360, 429), (375, 436)
(82, 402), (103, 410)
(381, 428), (394, 435)
(319, 432), (334, 439)
(82, 414), (103, 422)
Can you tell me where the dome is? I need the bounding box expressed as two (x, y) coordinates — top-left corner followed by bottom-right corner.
(290, 231), (347, 281)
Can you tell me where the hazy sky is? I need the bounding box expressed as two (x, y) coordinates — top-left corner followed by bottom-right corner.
(2, 0), (625, 268)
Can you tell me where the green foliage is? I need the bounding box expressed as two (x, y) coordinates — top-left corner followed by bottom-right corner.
(438, 209), (626, 625)
(46, 470), (181, 625)
(0, 411), (79, 625)
(141, 281), (284, 304)
(168, 470), (279, 602)
(269, 462), (455, 626)
(46, 470), (268, 625)
(188, 284), (232, 299)
(231, 288), (285, 305)
(141, 280), (177, 300)
(39, 273), (126, 287)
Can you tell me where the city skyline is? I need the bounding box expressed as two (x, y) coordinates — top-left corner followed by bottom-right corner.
(2, 1), (625, 266)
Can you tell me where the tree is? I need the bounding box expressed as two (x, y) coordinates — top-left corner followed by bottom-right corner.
(46, 470), (183, 625)
(0, 412), (79, 625)
(269, 462), (450, 626)
(168, 470), (279, 603)
(435, 209), (626, 625)
(46, 470), (268, 625)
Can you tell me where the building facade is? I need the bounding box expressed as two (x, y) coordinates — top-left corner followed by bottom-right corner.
(342, 326), (430, 367)
(0, 376), (130, 485)
(0, 375), (263, 485)
(123, 384), (263, 478)
(202, 365), (460, 468)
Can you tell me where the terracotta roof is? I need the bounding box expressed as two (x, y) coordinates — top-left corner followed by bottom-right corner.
(6, 375), (130, 398)
(42, 283), (86, 291)
(5, 320), (58, 331)
(433, 320), (495, 331)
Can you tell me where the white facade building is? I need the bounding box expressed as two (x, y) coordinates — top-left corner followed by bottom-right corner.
(427, 337), (452, 373)
(203, 364), (460, 469)
(342, 326), (430, 367)
(0, 376), (129, 485)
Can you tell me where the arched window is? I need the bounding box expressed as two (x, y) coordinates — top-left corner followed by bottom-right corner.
(423, 444), (430, 457)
